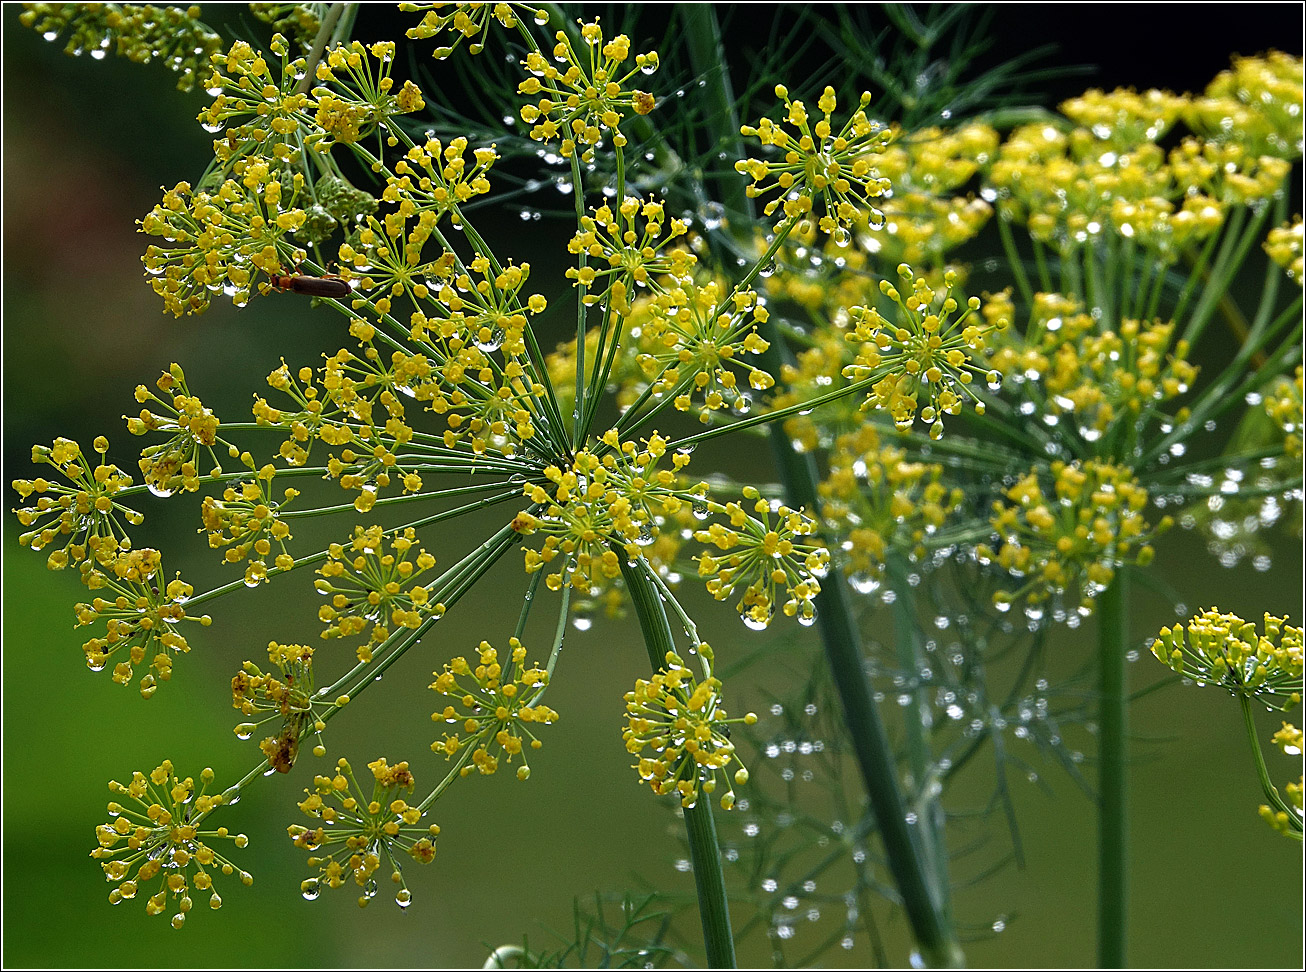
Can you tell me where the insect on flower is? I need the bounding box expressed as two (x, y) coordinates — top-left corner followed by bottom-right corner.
(265, 268), (352, 300)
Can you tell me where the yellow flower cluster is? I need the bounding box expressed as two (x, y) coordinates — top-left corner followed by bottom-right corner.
(819, 424), (964, 590)
(252, 361), (331, 467)
(867, 123), (998, 267)
(991, 120), (1185, 253)
(288, 757), (439, 909)
(315, 526), (444, 661)
(376, 136), (497, 234)
(694, 486), (830, 629)
(989, 68), (1303, 258)
(759, 125), (994, 327)
(312, 40), (426, 149)
(254, 299), (550, 512)
(990, 295), (1198, 440)
(248, 2), (322, 49)
(199, 35), (313, 162)
(512, 431), (697, 593)
(567, 195), (696, 302)
(74, 548), (212, 697)
(736, 84), (893, 235)
(13, 435), (141, 572)
(327, 251), (551, 477)
(624, 650), (757, 809)
(140, 29), (429, 316)
(311, 343), (432, 503)
(842, 264), (1006, 438)
(232, 641), (331, 774)
(977, 459), (1170, 619)
(1059, 87), (1187, 151)
(1264, 217), (1304, 287)
(1152, 610), (1303, 710)
(1168, 135), (1293, 208)
(1189, 52), (1304, 160)
(92, 762), (249, 929)
(200, 458), (298, 586)
(127, 364), (226, 496)
(517, 19), (658, 160)
(634, 277), (775, 421)
(404, 1), (549, 59)
(21, 3), (221, 91)
(140, 157), (308, 316)
(429, 637), (558, 780)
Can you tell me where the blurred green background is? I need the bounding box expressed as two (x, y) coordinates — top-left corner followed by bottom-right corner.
(3, 5), (1302, 968)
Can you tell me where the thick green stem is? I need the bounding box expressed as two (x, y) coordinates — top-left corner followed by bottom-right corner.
(1097, 571), (1129, 969)
(678, 6), (962, 965)
(888, 554), (952, 925)
(1240, 695), (1302, 832)
(620, 554), (736, 968)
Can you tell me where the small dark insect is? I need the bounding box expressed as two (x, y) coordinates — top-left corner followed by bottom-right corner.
(267, 721), (301, 774)
(266, 269), (352, 300)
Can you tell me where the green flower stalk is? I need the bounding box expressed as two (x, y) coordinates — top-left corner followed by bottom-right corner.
(1262, 724), (1304, 838)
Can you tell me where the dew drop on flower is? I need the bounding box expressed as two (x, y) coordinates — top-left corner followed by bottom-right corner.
(301, 878), (321, 901)
(474, 327), (505, 353)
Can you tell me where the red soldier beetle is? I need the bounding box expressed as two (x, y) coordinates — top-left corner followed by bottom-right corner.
(266, 268), (352, 300)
